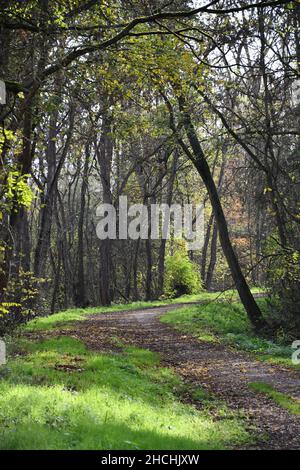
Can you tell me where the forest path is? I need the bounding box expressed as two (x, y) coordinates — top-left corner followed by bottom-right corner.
(69, 304), (300, 449)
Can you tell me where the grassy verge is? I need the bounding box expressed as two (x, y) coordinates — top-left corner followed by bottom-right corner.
(161, 298), (299, 371)
(0, 335), (251, 450)
(249, 382), (300, 415)
(24, 297), (202, 332)
(24, 289), (262, 332)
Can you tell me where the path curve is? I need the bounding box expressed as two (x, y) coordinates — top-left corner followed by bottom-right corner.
(68, 304), (300, 449)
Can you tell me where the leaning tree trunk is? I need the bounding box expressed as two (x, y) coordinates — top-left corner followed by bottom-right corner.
(205, 219), (218, 291)
(200, 212), (214, 286)
(179, 99), (267, 331)
(205, 153), (226, 290)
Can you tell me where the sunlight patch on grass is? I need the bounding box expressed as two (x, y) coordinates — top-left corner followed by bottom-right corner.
(0, 336), (251, 450)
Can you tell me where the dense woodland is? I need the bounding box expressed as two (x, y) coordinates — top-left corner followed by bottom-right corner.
(0, 0), (299, 336)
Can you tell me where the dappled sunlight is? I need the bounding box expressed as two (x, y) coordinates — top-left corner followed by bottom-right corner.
(0, 336), (249, 450)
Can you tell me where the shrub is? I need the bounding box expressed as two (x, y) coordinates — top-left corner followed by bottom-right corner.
(164, 248), (202, 298)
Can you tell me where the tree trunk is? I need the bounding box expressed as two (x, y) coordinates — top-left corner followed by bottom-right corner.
(157, 151), (178, 296)
(205, 219), (218, 291)
(200, 212), (214, 286)
(74, 144), (90, 307)
(205, 152), (226, 290)
(95, 112), (114, 306)
(179, 100), (267, 331)
(0, 94), (34, 300)
(145, 235), (153, 301)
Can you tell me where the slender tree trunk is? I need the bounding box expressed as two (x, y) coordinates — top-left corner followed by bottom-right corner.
(95, 112), (114, 306)
(205, 152), (226, 290)
(50, 249), (61, 314)
(205, 219), (218, 290)
(201, 212), (214, 286)
(132, 238), (140, 301)
(56, 191), (72, 309)
(157, 151), (178, 296)
(145, 235), (153, 301)
(124, 255), (132, 299)
(258, 10), (287, 247)
(34, 104), (59, 277)
(74, 144), (90, 307)
(35, 100), (74, 278)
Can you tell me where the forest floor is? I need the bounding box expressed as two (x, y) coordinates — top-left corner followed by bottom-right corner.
(1, 297), (300, 449)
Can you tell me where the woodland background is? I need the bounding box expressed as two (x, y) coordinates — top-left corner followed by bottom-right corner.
(0, 0), (299, 336)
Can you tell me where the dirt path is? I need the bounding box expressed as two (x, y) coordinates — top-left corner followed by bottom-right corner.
(68, 304), (300, 449)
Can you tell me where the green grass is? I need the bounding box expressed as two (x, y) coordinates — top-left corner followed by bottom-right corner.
(24, 297), (203, 332)
(0, 336), (251, 450)
(161, 298), (299, 370)
(24, 303), (164, 332)
(24, 292), (216, 331)
(24, 289), (263, 333)
(249, 382), (300, 415)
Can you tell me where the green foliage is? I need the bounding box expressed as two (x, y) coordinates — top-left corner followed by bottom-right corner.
(0, 128), (15, 152)
(164, 246), (202, 298)
(249, 382), (300, 415)
(0, 336), (250, 450)
(0, 129), (33, 216)
(0, 271), (45, 335)
(5, 171), (34, 209)
(0, 302), (21, 317)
